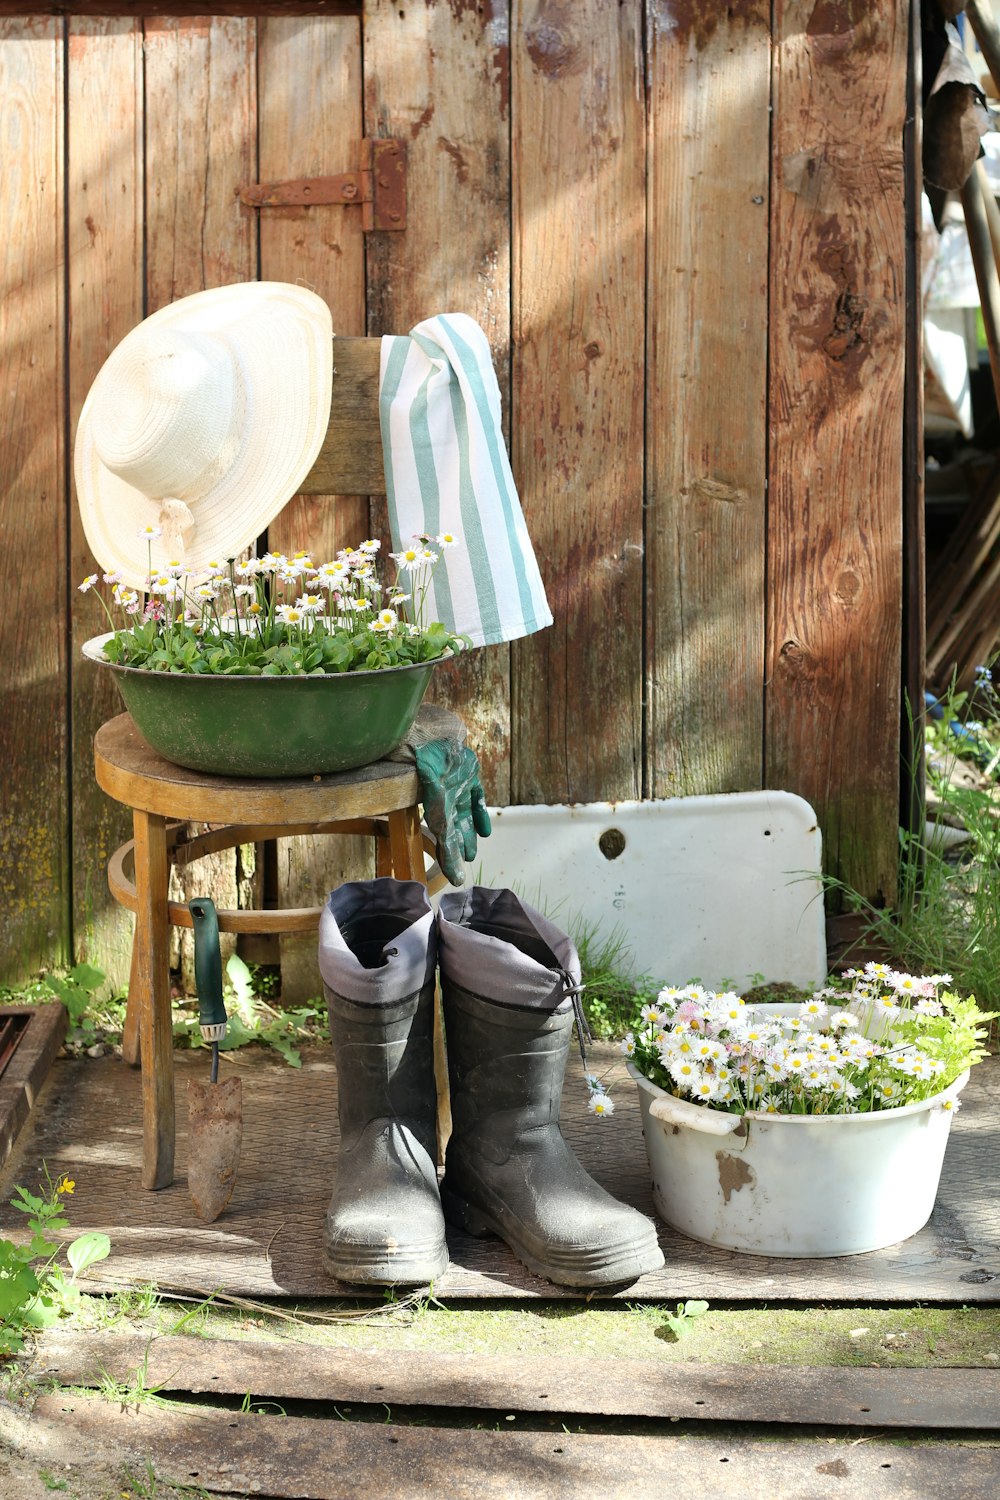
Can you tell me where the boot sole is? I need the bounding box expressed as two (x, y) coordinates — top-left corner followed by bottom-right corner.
(324, 1238), (449, 1288)
(440, 1182), (664, 1289)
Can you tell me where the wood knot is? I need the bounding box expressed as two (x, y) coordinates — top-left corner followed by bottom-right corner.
(823, 289), (868, 360)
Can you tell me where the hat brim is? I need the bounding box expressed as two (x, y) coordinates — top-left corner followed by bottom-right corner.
(74, 281), (333, 589)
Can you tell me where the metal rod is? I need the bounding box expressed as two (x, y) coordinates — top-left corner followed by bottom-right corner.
(978, 160), (1000, 270)
(960, 167), (1000, 412)
(211, 1041), (220, 1086)
(967, 0), (1000, 101)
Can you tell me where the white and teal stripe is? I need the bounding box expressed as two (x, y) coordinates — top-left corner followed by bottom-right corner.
(379, 314), (552, 649)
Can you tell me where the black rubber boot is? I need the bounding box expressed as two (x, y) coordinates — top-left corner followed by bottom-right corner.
(318, 878), (448, 1286)
(437, 887), (664, 1288)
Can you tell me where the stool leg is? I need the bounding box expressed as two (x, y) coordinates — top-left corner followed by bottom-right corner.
(121, 940), (141, 1068)
(386, 806), (452, 1163)
(387, 804), (426, 884)
(132, 808), (175, 1189)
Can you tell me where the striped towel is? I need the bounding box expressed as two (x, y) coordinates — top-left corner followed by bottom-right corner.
(378, 314), (552, 648)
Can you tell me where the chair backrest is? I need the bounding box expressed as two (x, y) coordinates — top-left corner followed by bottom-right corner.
(300, 338), (385, 497)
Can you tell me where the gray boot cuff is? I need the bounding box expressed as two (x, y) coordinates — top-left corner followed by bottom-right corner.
(319, 879), (436, 1005)
(438, 886), (580, 1011)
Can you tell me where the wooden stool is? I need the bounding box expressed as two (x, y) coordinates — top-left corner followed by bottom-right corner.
(95, 713), (446, 1191)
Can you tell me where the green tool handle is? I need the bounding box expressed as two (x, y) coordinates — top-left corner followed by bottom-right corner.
(188, 896), (228, 1043)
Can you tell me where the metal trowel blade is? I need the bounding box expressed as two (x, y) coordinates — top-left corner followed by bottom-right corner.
(187, 1075), (242, 1222)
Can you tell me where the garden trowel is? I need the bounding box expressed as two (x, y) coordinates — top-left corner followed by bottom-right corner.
(187, 897), (242, 1222)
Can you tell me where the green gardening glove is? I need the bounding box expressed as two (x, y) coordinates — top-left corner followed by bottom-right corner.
(389, 705), (492, 885)
(413, 740), (492, 886)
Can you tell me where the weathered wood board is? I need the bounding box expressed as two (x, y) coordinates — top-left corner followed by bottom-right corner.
(28, 1392), (1000, 1500)
(645, 0), (771, 800)
(0, 5), (914, 990)
(364, 0), (514, 805)
(511, 0), (645, 806)
(0, 1003), (67, 1167)
(0, 17), (69, 975)
(765, 1), (908, 904)
(1, 1047), (996, 1304)
(142, 14), (260, 990)
(66, 16), (142, 988)
(40, 1330), (1000, 1430)
(258, 10), (374, 1000)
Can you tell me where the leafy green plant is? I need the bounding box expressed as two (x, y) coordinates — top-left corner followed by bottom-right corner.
(39, 962), (106, 1027)
(662, 1299), (709, 1340)
(82, 536), (469, 677)
(828, 671), (1000, 1014)
(0, 1171), (111, 1355)
(573, 919), (652, 1041)
(623, 970), (995, 1118)
(169, 952), (328, 1066)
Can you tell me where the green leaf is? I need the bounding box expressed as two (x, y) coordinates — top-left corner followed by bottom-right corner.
(225, 952), (254, 1007)
(68, 963), (105, 992)
(218, 1013), (258, 1050)
(0, 1263), (40, 1318)
(66, 1231), (111, 1279)
(23, 1293), (63, 1328)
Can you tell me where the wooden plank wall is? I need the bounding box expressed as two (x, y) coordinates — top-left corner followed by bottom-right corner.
(0, 18), (68, 976)
(645, 2), (771, 800)
(0, 2), (910, 992)
(766, 0), (907, 905)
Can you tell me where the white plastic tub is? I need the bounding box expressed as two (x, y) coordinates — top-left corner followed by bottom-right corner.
(629, 1060), (968, 1258)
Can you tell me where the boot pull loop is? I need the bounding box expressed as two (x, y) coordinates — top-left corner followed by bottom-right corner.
(558, 969), (591, 1067)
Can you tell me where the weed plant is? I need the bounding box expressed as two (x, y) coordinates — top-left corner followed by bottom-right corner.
(0, 1170), (110, 1356)
(826, 669), (1000, 1013)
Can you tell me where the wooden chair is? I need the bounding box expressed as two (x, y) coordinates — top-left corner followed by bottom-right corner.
(97, 339), (452, 1190)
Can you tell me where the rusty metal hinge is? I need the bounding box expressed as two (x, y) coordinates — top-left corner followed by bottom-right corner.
(238, 138), (406, 231)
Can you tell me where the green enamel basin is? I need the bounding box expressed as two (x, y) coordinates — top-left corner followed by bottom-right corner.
(83, 635), (439, 778)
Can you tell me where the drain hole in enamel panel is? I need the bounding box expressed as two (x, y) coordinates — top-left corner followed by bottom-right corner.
(599, 828), (626, 860)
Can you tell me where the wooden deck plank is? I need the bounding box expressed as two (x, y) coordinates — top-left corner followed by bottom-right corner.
(1, 1048), (997, 1304)
(38, 1332), (1000, 1429)
(0, 1004), (67, 1168)
(28, 1394), (1000, 1500)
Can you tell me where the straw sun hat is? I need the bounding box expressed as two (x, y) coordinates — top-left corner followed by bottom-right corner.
(74, 281), (333, 589)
